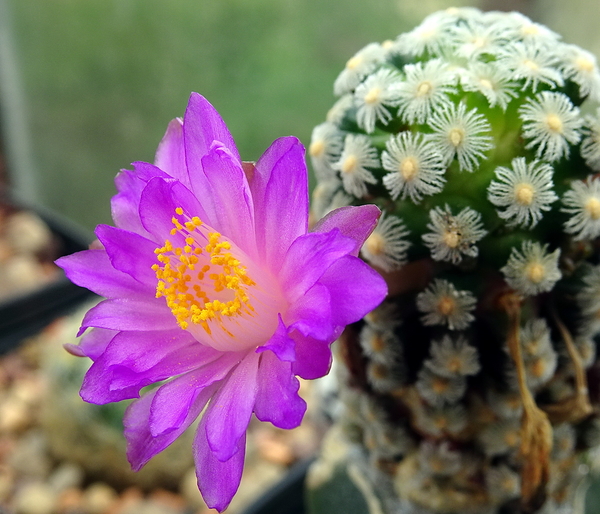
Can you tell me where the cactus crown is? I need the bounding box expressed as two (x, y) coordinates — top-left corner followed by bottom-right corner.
(312, 8), (600, 275)
(310, 7), (600, 514)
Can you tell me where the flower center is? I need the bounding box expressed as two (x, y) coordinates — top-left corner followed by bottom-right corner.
(399, 157), (419, 180)
(416, 81), (433, 97)
(504, 430), (519, 448)
(443, 230), (461, 249)
(437, 296), (456, 316)
(530, 357), (545, 378)
(479, 78), (493, 90)
(371, 333), (386, 352)
(449, 127), (465, 148)
(472, 36), (486, 49)
(585, 197), (600, 219)
(447, 357), (462, 374)
(365, 232), (386, 256)
(346, 56), (362, 70)
(309, 139), (325, 158)
(153, 208), (283, 351)
(525, 262), (546, 284)
(545, 114), (563, 134)
(341, 155), (358, 174)
(434, 416), (448, 430)
(522, 24), (540, 36)
(432, 376), (450, 394)
(364, 87), (382, 105)
(575, 56), (594, 73)
(524, 59), (540, 71)
(515, 183), (535, 206)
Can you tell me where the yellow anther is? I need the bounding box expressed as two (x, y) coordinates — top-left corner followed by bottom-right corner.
(175, 207), (184, 215)
(154, 209), (256, 333)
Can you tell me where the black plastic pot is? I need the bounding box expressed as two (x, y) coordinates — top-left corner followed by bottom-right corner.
(0, 201), (96, 354)
(240, 459), (312, 514)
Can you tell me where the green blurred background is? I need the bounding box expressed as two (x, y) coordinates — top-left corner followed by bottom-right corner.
(1, 0), (598, 231)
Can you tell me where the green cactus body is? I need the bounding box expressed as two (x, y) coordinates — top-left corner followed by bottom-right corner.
(309, 8), (600, 514)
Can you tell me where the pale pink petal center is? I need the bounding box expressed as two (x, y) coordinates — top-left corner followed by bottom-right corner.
(152, 207), (287, 352)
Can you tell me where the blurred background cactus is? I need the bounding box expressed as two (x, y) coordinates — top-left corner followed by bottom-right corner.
(308, 7), (600, 514)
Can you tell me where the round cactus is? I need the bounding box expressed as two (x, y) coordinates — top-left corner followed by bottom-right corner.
(309, 7), (600, 514)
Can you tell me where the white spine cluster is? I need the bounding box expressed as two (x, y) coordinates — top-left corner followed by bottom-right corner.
(519, 91), (583, 162)
(381, 132), (446, 203)
(428, 102), (493, 172)
(501, 241), (561, 296)
(422, 205), (487, 264)
(360, 213), (411, 272)
(416, 279), (476, 330)
(334, 134), (379, 197)
(487, 157), (558, 228)
(562, 177), (600, 240)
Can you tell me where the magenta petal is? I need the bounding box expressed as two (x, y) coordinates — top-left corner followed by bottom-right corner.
(200, 142), (257, 255)
(81, 359), (153, 403)
(79, 298), (177, 335)
(149, 352), (242, 437)
(183, 94), (240, 204)
(292, 334), (334, 380)
(154, 118), (190, 187)
(130, 161), (171, 182)
(194, 418), (245, 513)
(319, 255), (387, 326)
(97, 329), (211, 374)
(256, 315), (295, 362)
(76, 328), (118, 360)
(287, 283), (333, 340)
(254, 351), (306, 429)
(125, 382), (218, 471)
(312, 205), (381, 257)
(204, 351), (259, 462)
(56, 250), (151, 298)
(80, 331), (214, 404)
(279, 230), (355, 301)
(138, 177), (211, 243)
(250, 137), (308, 272)
(112, 169), (152, 237)
(95, 225), (158, 284)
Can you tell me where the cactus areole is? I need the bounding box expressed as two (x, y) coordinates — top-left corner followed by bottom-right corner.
(310, 8), (600, 514)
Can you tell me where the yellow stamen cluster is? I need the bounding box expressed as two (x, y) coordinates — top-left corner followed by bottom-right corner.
(152, 208), (256, 335)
